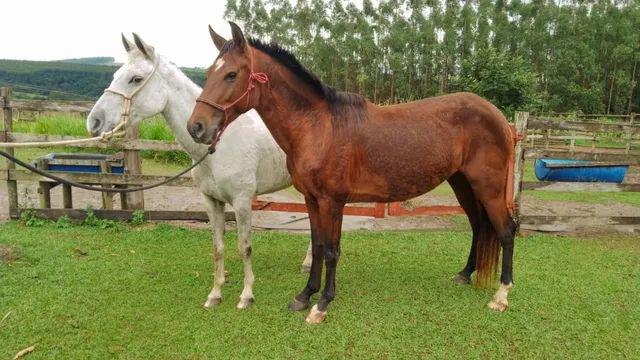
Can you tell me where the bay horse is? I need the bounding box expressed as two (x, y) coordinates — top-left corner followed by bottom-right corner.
(87, 33), (313, 310)
(187, 23), (518, 323)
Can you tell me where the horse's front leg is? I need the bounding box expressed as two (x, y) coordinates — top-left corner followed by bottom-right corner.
(233, 197), (255, 309)
(203, 196), (226, 308)
(289, 197), (323, 311)
(306, 198), (345, 324)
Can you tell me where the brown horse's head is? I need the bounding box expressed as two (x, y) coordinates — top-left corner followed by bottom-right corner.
(188, 22), (258, 144)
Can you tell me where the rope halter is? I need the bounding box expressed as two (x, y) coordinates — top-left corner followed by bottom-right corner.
(195, 48), (269, 151)
(101, 58), (160, 141)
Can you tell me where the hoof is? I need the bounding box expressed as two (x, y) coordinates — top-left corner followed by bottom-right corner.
(236, 297), (254, 310)
(300, 264), (311, 274)
(203, 297), (222, 309)
(305, 305), (327, 324)
(288, 297), (309, 312)
(487, 299), (508, 312)
(453, 273), (471, 285)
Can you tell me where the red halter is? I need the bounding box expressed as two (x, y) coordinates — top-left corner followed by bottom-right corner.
(196, 48), (269, 151)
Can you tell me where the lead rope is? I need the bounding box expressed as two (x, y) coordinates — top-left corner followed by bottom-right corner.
(0, 148), (212, 193)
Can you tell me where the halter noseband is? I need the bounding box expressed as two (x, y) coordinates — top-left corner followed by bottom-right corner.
(103, 59), (160, 132)
(195, 48), (269, 151)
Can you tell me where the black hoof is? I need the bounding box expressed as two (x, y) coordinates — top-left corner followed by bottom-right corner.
(453, 273), (471, 285)
(288, 297), (309, 312)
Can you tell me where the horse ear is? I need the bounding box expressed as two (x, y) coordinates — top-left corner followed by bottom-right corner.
(209, 25), (227, 51)
(229, 22), (246, 51)
(121, 33), (134, 53)
(132, 33), (155, 59)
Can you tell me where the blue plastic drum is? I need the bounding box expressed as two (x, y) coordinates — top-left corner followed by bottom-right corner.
(534, 158), (628, 183)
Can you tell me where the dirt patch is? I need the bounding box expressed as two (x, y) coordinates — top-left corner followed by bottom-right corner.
(0, 245), (20, 264)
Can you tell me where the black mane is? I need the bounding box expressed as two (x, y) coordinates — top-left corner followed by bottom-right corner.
(220, 38), (366, 114)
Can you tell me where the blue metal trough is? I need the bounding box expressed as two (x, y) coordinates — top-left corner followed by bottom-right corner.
(35, 153), (124, 174)
(534, 158), (629, 183)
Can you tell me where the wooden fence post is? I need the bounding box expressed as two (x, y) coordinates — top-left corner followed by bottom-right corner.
(626, 113), (635, 154)
(512, 112), (529, 223)
(123, 127), (144, 210)
(1, 87), (19, 218)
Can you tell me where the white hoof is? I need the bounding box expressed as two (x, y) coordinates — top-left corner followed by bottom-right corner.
(487, 283), (513, 312)
(300, 264), (311, 274)
(236, 297), (254, 310)
(203, 297), (222, 309)
(305, 304), (327, 324)
(487, 299), (508, 312)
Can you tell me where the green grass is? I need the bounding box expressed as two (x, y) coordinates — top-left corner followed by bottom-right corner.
(1, 222), (639, 359)
(4, 115), (192, 167)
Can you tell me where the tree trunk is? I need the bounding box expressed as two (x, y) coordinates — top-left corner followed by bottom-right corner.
(607, 64), (617, 114)
(628, 59), (638, 114)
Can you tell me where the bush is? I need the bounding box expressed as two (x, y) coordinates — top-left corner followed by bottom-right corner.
(456, 48), (541, 118)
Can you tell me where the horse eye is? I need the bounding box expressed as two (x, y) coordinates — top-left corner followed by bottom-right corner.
(130, 76), (143, 84)
(225, 72), (237, 82)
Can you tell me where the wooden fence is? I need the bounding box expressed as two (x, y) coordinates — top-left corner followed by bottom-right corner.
(514, 111), (640, 230)
(1, 86), (639, 230)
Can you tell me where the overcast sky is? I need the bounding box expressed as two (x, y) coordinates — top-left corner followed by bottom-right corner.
(1, 0), (234, 67)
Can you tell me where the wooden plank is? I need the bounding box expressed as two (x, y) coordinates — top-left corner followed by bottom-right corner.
(38, 182), (52, 209)
(520, 215), (640, 226)
(123, 127), (143, 210)
(99, 161), (114, 210)
(21, 208), (235, 222)
(528, 117), (640, 134)
(62, 184), (73, 209)
(512, 112), (529, 219)
(524, 148), (640, 163)
(11, 99), (95, 113)
(4, 169), (195, 187)
(526, 134), (595, 141)
(522, 181), (640, 192)
(251, 200), (388, 218)
(2, 87), (19, 218)
(386, 202), (464, 216)
(9, 132), (183, 151)
(544, 161), (635, 168)
(626, 113), (635, 154)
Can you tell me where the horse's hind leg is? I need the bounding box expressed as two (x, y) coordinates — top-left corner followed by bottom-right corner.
(481, 196), (517, 312)
(203, 196), (226, 308)
(462, 167), (517, 311)
(447, 172), (482, 285)
(233, 196), (255, 309)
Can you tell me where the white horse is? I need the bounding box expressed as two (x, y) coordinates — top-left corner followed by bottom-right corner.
(86, 34), (312, 309)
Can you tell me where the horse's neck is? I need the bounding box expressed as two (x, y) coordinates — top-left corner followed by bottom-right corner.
(159, 59), (209, 158)
(253, 55), (329, 155)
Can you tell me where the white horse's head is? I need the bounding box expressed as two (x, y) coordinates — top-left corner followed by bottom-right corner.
(87, 34), (168, 136)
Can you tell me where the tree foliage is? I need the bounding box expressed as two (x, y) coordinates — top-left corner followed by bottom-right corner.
(226, 0), (639, 115)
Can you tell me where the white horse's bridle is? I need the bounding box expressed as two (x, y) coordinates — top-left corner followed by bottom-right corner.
(102, 59), (160, 135)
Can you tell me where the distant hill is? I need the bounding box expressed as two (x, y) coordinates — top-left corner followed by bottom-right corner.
(58, 57), (117, 66)
(0, 58), (205, 101)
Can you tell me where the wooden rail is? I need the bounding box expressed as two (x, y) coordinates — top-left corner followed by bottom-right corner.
(12, 99), (94, 113)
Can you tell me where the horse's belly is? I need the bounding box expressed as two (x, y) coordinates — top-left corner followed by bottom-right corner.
(348, 167), (450, 203)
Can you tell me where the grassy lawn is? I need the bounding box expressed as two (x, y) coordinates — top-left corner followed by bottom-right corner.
(1, 221), (639, 359)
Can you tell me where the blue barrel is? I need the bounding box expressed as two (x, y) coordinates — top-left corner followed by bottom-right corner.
(534, 158), (628, 183)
